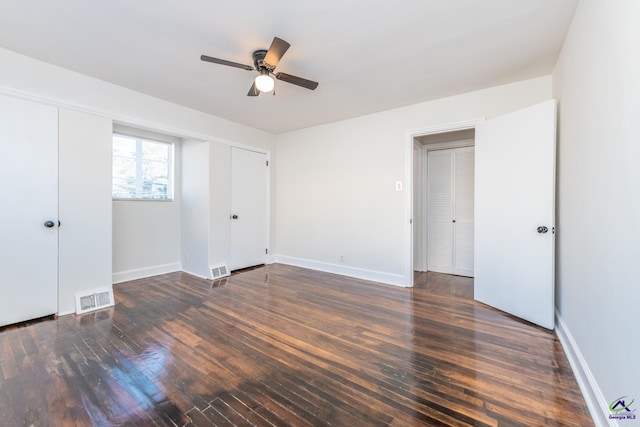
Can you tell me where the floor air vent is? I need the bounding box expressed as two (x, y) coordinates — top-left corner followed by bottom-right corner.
(75, 288), (114, 314)
(210, 265), (230, 280)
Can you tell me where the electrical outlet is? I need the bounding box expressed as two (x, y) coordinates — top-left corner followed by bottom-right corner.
(395, 181), (403, 191)
(340, 255), (345, 264)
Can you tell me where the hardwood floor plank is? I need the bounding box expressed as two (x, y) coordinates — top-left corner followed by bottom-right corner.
(0, 265), (593, 426)
(228, 388), (287, 427)
(221, 392), (276, 426)
(185, 406), (217, 426)
(209, 394), (263, 427)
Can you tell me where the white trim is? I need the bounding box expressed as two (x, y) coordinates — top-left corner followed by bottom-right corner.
(404, 118), (484, 287)
(406, 118), (485, 137)
(265, 151), (271, 266)
(420, 149), (429, 273)
(112, 262), (182, 284)
(404, 130), (414, 286)
(180, 268), (210, 280)
(272, 256), (408, 287)
(555, 309), (615, 427)
(413, 141), (425, 271)
(57, 309), (75, 317)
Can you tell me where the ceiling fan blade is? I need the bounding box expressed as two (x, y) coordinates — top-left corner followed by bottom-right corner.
(200, 55), (253, 71)
(275, 72), (319, 90)
(263, 37), (290, 69)
(247, 82), (260, 96)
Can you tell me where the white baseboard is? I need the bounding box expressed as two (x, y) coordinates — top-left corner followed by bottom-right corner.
(112, 262), (182, 284)
(180, 268), (210, 280)
(555, 309), (617, 427)
(57, 309), (75, 317)
(271, 255), (408, 287)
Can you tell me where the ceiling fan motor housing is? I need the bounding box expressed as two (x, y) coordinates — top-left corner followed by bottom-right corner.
(252, 49), (270, 72)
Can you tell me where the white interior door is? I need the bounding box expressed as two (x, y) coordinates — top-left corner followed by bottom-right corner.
(0, 95), (58, 327)
(474, 100), (556, 329)
(427, 147), (474, 276)
(453, 146), (474, 276)
(427, 149), (453, 273)
(230, 147), (268, 270)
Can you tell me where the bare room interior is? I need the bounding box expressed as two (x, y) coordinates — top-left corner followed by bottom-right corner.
(0, 1), (637, 426)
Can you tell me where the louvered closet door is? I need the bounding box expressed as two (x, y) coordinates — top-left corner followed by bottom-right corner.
(427, 147), (474, 277)
(427, 150), (454, 274)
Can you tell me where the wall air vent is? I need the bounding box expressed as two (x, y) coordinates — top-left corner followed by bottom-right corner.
(210, 265), (230, 280)
(75, 288), (114, 314)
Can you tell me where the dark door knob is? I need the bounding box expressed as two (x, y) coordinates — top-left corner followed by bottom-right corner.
(537, 226), (548, 234)
(44, 220), (55, 228)
(231, 214), (238, 220)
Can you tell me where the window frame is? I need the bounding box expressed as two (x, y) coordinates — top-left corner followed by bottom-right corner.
(112, 133), (175, 202)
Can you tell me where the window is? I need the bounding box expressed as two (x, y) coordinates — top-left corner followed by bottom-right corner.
(112, 134), (174, 200)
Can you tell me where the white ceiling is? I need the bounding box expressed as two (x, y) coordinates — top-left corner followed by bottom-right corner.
(0, 0), (578, 134)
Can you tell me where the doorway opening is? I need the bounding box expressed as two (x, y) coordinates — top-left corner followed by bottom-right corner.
(414, 129), (475, 277)
(405, 118), (482, 287)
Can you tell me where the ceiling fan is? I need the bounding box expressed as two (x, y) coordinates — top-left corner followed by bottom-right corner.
(200, 37), (319, 96)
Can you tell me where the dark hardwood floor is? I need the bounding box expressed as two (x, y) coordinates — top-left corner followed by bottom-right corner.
(0, 265), (592, 426)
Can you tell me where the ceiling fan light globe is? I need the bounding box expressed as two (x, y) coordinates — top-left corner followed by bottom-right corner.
(255, 74), (275, 92)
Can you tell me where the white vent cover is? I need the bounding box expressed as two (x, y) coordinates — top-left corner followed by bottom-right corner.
(210, 265), (230, 280)
(75, 287), (114, 314)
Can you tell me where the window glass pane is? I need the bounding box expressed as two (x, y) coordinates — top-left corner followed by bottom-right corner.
(112, 136), (137, 199)
(140, 140), (169, 199)
(112, 134), (173, 200)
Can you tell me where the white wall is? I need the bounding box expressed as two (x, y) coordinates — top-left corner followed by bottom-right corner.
(58, 108), (112, 314)
(208, 142), (232, 270)
(181, 140), (211, 278)
(180, 140), (235, 279)
(274, 76), (552, 286)
(112, 199), (182, 280)
(553, 1), (640, 424)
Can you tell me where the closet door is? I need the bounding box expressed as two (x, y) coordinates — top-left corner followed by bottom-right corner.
(427, 147), (474, 276)
(427, 149), (454, 273)
(0, 95), (58, 327)
(230, 147), (268, 270)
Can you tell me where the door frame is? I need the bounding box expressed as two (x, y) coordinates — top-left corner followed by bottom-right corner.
(413, 141), (425, 272)
(404, 118), (484, 287)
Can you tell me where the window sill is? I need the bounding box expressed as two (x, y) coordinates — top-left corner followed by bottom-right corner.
(112, 198), (174, 202)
